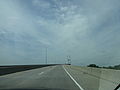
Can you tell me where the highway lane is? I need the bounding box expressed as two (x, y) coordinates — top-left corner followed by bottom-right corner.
(0, 65), (83, 90)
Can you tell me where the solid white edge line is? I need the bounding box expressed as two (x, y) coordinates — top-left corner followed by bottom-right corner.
(63, 65), (84, 90)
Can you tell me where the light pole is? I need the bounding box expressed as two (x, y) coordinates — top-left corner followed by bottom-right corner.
(45, 47), (47, 64)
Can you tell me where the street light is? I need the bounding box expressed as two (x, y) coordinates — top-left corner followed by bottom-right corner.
(45, 47), (47, 64)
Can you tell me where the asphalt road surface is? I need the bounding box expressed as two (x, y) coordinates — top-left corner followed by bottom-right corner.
(0, 65), (84, 90)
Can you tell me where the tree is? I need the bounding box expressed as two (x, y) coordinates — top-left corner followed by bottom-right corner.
(87, 64), (99, 68)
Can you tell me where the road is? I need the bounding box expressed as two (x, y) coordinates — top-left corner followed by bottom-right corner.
(0, 65), (84, 90)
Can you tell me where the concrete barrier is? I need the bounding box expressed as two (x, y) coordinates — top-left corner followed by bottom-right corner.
(0, 64), (56, 76)
(81, 67), (120, 90)
(99, 69), (120, 90)
(66, 65), (120, 90)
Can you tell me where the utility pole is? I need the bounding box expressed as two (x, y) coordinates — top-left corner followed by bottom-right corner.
(45, 47), (47, 64)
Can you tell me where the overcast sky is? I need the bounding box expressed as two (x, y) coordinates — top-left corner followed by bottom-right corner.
(0, 0), (120, 66)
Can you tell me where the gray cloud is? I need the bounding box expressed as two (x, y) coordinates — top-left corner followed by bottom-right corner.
(0, 0), (120, 66)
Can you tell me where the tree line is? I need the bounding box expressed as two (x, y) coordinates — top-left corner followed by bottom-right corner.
(87, 64), (120, 70)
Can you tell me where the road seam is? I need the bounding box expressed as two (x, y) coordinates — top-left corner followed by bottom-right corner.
(63, 65), (84, 90)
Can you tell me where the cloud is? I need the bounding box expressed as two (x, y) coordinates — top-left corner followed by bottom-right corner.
(32, 0), (51, 9)
(34, 0), (120, 65)
(0, 0), (120, 65)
